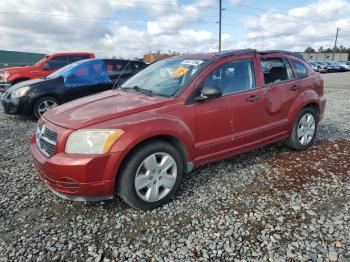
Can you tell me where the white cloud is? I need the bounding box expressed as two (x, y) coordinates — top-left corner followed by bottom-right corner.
(241, 0), (350, 51)
(0, 0), (221, 57)
(0, 0), (350, 58)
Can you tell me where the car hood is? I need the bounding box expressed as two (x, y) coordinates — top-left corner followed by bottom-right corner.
(6, 77), (55, 93)
(0, 65), (35, 74)
(44, 90), (166, 129)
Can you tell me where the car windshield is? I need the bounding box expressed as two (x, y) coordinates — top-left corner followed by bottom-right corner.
(120, 58), (207, 97)
(35, 55), (49, 65)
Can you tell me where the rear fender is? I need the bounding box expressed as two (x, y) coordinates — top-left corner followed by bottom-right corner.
(287, 90), (321, 130)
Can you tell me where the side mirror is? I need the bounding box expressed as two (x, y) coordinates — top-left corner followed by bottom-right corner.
(195, 85), (222, 102)
(42, 63), (51, 70)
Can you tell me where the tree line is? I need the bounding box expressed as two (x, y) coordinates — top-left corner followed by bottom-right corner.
(305, 46), (349, 54)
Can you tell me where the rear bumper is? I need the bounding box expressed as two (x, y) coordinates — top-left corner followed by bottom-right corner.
(319, 96), (326, 121)
(30, 135), (118, 200)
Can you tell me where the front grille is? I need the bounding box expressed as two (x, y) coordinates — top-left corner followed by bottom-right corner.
(36, 121), (58, 157)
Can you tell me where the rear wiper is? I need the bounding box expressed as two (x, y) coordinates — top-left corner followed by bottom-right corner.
(122, 86), (153, 96)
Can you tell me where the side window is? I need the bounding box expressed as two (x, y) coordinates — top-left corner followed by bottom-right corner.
(130, 62), (143, 72)
(201, 59), (256, 96)
(292, 60), (309, 78)
(261, 58), (294, 84)
(65, 61), (110, 87)
(46, 56), (68, 70)
(106, 61), (133, 79)
(68, 55), (90, 63)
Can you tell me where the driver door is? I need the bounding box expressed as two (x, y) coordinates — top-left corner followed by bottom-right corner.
(41, 55), (69, 76)
(194, 61), (233, 159)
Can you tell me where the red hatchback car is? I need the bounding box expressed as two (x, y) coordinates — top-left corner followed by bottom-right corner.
(30, 49), (326, 210)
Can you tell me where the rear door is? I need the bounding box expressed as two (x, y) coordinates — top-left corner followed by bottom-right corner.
(107, 60), (132, 86)
(258, 54), (300, 131)
(216, 55), (271, 147)
(68, 55), (91, 64)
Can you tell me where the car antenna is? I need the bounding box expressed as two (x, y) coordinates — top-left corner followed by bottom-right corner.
(112, 58), (133, 90)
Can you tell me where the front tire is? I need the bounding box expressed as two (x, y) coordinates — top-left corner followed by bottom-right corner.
(117, 140), (184, 210)
(287, 107), (317, 151)
(33, 96), (59, 119)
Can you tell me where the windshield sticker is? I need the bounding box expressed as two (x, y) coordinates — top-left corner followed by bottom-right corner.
(171, 67), (189, 77)
(181, 60), (204, 66)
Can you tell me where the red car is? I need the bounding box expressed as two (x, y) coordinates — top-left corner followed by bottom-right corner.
(0, 52), (95, 91)
(30, 49), (326, 210)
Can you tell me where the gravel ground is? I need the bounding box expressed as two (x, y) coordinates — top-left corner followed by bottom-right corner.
(0, 72), (350, 261)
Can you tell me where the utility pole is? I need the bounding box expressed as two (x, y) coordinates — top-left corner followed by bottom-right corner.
(332, 27), (339, 61)
(219, 0), (222, 52)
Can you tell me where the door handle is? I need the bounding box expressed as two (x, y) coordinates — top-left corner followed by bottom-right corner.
(290, 84), (300, 91)
(246, 95), (261, 102)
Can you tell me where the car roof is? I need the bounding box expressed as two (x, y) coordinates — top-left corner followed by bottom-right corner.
(47, 52), (94, 57)
(168, 49), (304, 60)
(101, 58), (144, 63)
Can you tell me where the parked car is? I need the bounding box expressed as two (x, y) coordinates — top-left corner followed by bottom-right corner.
(308, 61), (327, 73)
(1, 58), (146, 118)
(0, 52), (95, 91)
(316, 62), (330, 73)
(323, 61), (343, 72)
(334, 61), (350, 71)
(315, 62), (332, 72)
(339, 61), (350, 66)
(30, 49), (326, 210)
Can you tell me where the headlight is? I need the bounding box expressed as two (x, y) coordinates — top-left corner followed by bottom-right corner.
(11, 86), (30, 98)
(0, 71), (10, 82)
(65, 129), (124, 154)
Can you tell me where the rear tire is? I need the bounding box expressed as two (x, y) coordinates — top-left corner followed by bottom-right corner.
(287, 107), (317, 151)
(117, 140), (184, 210)
(33, 96), (60, 119)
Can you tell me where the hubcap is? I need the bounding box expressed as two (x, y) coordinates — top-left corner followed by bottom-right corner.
(38, 99), (58, 116)
(297, 113), (316, 145)
(135, 152), (177, 202)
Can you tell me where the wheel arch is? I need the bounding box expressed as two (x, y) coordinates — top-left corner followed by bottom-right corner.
(31, 94), (62, 117)
(287, 90), (322, 130)
(113, 133), (193, 190)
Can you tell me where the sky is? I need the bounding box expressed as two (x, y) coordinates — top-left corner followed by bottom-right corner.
(0, 0), (349, 58)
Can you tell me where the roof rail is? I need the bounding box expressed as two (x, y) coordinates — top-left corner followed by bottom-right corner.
(212, 49), (304, 60)
(213, 49), (257, 59)
(259, 50), (304, 59)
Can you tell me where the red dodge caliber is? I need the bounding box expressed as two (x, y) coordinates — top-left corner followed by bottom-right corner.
(30, 49), (326, 210)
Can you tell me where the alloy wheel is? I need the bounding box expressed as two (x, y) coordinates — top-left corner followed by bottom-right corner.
(297, 113), (316, 145)
(37, 99), (58, 116)
(134, 152), (177, 202)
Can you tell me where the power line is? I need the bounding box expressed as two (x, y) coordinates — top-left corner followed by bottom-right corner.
(78, 0), (216, 9)
(0, 11), (218, 24)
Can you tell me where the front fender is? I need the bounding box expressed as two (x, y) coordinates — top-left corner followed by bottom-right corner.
(108, 112), (196, 162)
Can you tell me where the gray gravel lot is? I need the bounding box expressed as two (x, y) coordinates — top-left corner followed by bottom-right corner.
(0, 72), (350, 261)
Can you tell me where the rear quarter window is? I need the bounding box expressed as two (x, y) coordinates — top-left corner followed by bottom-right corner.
(68, 55), (91, 63)
(292, 60), (309, 78)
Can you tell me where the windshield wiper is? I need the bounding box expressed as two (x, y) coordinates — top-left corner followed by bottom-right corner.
(122, 86), (153, 96)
